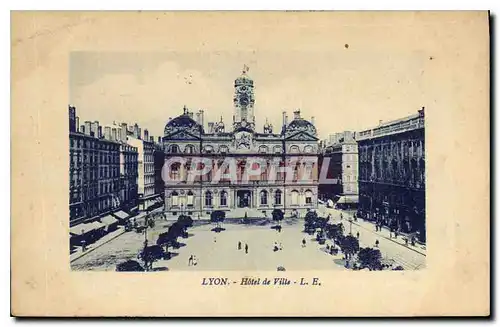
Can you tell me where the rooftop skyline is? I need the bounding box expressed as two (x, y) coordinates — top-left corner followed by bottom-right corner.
(70, 51), (430, 139)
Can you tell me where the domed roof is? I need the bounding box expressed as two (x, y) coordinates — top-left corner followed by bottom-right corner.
(288, 118), (314, 129)
(164, 106), (203, 136)
(167, 114), (199, 129)
(285, 111), (317, 136)
(235, 66), (254, 86)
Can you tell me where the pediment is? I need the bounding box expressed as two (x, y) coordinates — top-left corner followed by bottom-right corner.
(285, 131), (319, 141)
(164, 129), (201, 140)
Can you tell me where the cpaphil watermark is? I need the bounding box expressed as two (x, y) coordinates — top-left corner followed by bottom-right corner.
(161, 156), (338, 185)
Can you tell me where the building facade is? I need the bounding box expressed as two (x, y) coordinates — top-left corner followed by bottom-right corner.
(357, 108), (426, 242)
(319, 131), (359, 207)
(162, 69), (320, 218)
(119, 141), (139, 212)
(126, 125), (164, 212)
(69, 106), (122, 226)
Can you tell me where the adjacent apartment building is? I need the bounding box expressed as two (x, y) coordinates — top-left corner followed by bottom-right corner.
(319, 131), (359, 208)
(357, 108), (425, 242)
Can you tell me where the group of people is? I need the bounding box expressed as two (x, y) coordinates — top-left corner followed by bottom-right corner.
(325, 243), (338, 255)
(273, 242), (283, 252)
(238, 241), (249, 254)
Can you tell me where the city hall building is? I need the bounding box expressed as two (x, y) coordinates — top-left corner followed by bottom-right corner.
(162, 68), (320, 218)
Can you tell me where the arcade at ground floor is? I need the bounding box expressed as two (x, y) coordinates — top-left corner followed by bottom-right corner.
(163, 185), (319, 218)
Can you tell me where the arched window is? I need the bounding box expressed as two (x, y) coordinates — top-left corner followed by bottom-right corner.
(291, 190), (299, 205)
(187, 191), (194, 206)
(260, 190), (268, 205)
(171, 191), (179, 206)
(273, 146), (282, 154)
(305, 190), (313, 205)
(185, 145), (195, 154)
(303, 145), (313, 153)
(204, 145), (214, 154)
(258, 145), (268, 154)
(220, 191), (227, 206)
(170, 144), (180, 153)
(289, 145), (300, 153)
(274, 189), (282, 205)
(205, 191), (212, 207)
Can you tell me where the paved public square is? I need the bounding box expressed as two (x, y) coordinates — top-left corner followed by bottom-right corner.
(71, 206), (426, 271)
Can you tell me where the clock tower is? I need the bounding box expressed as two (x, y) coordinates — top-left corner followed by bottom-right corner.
(233, 65), (255, 131)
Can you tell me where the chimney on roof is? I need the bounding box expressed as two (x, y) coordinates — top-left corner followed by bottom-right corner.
(133, 124), (140, 138)
(208, 122), (215, 134)
(293, 110), (301, 119)
(157, 136), (161, 144)
(80, 125), (85, 134)
(90, 121), (99, 137)
(282, 111), (288, 127)
(311, 116), (315, 125)
(200, 110), (204, 129)
(120, 123), (127, 142)
(104, 126), (111, 140)
(111, 128), (117, 141)
(97, 126), (102, 138)
(196, 111), (201, 125)
(68, 105), (76, 132)
(379, 120), (383, 126)
(75, 116), (79, 133)
(150, 136), (154, 142)
(85, 121), (91, 136)
(144, 129), (149, 142)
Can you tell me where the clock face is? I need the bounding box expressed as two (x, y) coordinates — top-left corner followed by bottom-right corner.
(239, 96), (249, 106)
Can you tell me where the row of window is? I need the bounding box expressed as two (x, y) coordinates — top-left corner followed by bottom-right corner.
(170, 189), (313, 207)
(359, 141), (424, 162)
(167, 144), (316, 154)
(70, 138), (121, 151)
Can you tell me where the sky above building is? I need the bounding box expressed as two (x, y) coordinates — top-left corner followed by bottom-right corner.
(70, 50), (429, 140)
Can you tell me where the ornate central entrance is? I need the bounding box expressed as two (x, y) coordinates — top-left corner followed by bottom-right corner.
(236, 190), (252, 208)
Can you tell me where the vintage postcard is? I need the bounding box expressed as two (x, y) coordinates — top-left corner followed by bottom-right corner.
(11, 11), (489, 316)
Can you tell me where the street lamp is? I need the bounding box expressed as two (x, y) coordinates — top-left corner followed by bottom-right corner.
(348, 216), (353, 235)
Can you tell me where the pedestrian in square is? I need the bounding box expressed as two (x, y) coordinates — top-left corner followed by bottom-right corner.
(238, 241), (242, 250)
(188, 255), (193, 266)
(356, 231), (360, 239)
(302, 238), (306, 248)
(245, 243), (249, 254)
(375, 239), (379, 247)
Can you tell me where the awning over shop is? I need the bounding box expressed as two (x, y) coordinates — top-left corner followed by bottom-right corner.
(70, 221), (105, 236)
(101, 215), (119, 227)
(336, 195), (359, 204)
(112, 210), (129, 220)
(133, 211), (148, 221)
